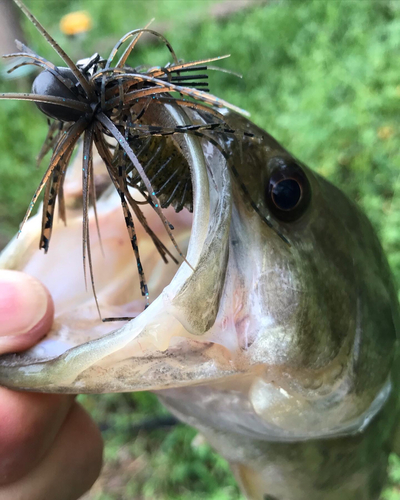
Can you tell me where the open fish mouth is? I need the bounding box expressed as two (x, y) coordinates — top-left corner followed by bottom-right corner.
(0, 103), (237, 393)
(0, 101), (397, 443)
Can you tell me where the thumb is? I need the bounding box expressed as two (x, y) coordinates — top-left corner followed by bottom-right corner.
(0, 270), (54, 354)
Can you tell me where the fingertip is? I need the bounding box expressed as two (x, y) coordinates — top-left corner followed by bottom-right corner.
(0, 270), (54, 354)
(15, 284), (54, 352)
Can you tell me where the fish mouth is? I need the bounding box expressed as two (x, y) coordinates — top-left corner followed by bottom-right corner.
(0, 103), (391, 444)
(0, 103), (237, 393)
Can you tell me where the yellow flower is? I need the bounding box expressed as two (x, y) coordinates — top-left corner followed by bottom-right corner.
(60, 11), (92, 36)
(377, 125), (394, 141)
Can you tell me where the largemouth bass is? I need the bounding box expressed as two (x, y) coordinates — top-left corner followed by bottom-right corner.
(0, 98), (399, 499)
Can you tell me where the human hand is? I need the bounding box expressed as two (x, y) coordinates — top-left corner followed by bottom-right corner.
(0, 270), (103, 500)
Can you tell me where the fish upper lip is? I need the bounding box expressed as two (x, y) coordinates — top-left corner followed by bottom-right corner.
(0, 103), (235, 393)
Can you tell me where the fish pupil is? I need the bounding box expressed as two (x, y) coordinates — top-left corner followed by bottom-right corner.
(272, 179), (301, 210)
(266, 157), (311, 222)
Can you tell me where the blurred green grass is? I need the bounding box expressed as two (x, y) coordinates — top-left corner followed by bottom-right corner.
(1, 0), (400, 498)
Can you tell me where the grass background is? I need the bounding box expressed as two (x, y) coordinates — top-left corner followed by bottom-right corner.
(0, 0), (400, 498)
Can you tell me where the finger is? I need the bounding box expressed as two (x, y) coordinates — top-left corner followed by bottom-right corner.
(0, 403), (103, 500)
(0, 270), (73, 484)
(0, 270), (54, 353)
(0, 390), (74, 485)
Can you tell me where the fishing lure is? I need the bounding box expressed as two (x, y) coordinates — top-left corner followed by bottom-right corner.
(1, 0), (251, 318)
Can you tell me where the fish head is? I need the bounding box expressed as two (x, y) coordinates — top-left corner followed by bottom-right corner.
(0, 104), (398, 442)
(217, 114), (399, 435)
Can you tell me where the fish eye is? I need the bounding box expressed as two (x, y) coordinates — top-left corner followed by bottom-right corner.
(266, 157), (311, 222)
